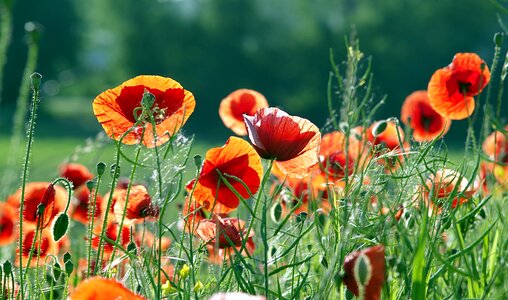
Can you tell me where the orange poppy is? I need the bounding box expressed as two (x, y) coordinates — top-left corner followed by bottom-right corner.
(136, 231), (171, 252)
(401, 90), (451, 142)
(71, 185), (102, 225)
(7, 182), (67, 228)
(195, 214), (253, 248)
(181, 195), (206, 233)
(367, 120), (404, 151)
(16, 227), (57, 267)
(187, 137), (263, 214)
(244, 107), (321, 179)
(69, 276), (145, 300)
(423, 168), (476, 213)
(428, 53), (490, 120)
(113, 185), (159, 221)
(93, 75), (196, 147)
(60, 163), (94, 189)
(482, 127), (508, 187)
(0, 202), (17, 245)
(343, 245), (385, 300)
(219, 89), (269, 136)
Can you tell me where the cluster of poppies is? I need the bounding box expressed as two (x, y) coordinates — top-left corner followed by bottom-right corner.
(1, 50), (505, 299)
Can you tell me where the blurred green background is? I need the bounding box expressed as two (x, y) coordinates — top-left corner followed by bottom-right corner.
(1, 0), (507, 180)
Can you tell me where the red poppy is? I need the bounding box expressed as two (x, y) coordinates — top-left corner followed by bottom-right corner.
(71, 185), (102, 225)
(343, 245), (385, 300)
(181, 195), (206, 233)
(7, 182), (67, 228)
(59, 163), (94, 189)
(367, 120), (404, 151)
(207, 236), (256, 265)
(113, 185), (159, 221)
(428, 53), (490, 120)
(187, 137), (263, 214)
(244, 107), (321, 179)
(16, 227), (57, 267)
(93, 75), (196, 147)
(482, 127), (508, 187)
(401, 90), (451, 142)
(423, 169), (476, 213)
(91, 218), (131, 253)
(0, 202), (17, 246)
(219, 89), (269, 136)
(195, 214), (253, 248)
(69, 276), (145, 300)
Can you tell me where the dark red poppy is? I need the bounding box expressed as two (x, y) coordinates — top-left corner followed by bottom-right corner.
(17, 227), (57, 267)
(343, 245), (385, 300)
(91, 218), (131, 253)
(187, 137), (263, 214)
(244, 107), (321, 179)
(219, 89), (269, 136)
(428, 53), (490, 120)
(401, 90), (451, 142)
(60, 163), (94, 189)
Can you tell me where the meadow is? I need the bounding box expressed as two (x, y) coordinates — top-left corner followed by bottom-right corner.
(1, 2), (508, 300)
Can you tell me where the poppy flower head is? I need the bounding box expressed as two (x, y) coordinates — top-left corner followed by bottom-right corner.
(188, 137), (263, 214)
(401, 90), (451, 142)
(69, 276), (145, 300)
(343, 245), (385, 300)
(93, 75), (195, 147)
(219, 89), (269, 136)
(91, 219), (131, 253)
(113, 185), (159, 221)
(482, 127), (508, 162)
(59, 163), (94, 189)
(182, 195), (206, 232)
(207, 236), (256, 264)
(17, 228), (57, 267)
(428, 53), (490, 120)
(244, 107), (321, 179)
(196, 215), (252, 248)
(8, 182), (67, 228)
(423, 169), (474, 213)
(367, 120), (404, 151)
(70, 185), (102, 225)
(0, 203), (17, 246)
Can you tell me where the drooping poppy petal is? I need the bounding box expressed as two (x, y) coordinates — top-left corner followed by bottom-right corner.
(428, 53), (490, 120)
(207, 236), (256, 265)
(195, 215), (253, 248)
(7, 182), (67, 229)
(188, 137), (263, 214)
(0, 202), (17, 246)
(59, 163), (94, 189)
(113, 185), (159, 221)
(93, 75), (195, 147)
(181, 195), (207, 233)
(219, 89), (269, 136)
(69, 276), (145, 300)
(343, 245), (385, 300)
(244, 107), (321, 179)
(401, 90), (451, 142)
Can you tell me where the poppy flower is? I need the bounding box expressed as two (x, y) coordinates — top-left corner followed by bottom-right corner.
(69, 276), (145, 300)
(187, 137), (263, 214)
(181, 195), (207, 232)
(195, 214), (253, 248)
(16, 227), (57, 267)
(482, 127), (508, 186)
(244, 107), (321, 179)
(59, 163), (94, 189)
(7, 182), (67, 228)
(93, 75), (196, 147)
(71, 185), (102, 225)
(136, 231), (171, 252)
(423, 168), (476, 213)
(207, 235), (256, 265)
(113, 185), (159, 221)
(428, 53), (490, 120)
(343, 245), (385, 300)
(401, 90), (451, 142)
(367, 120), (404, 151)
(0, 202), (17, 246)
(91, 218), (131, 254)
(219, 89), (269, 136)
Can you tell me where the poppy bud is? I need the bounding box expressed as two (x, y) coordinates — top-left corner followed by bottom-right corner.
(52, 213), (69, 242)
(110, 164), (120, 179)
(495, 32), (504, 47)
(3, 261), (12, 275)
(96, 162), (106, 176)
(141, 89), (156, 110)
(30, 72), (42, 90)
(372, 121), (388, 137)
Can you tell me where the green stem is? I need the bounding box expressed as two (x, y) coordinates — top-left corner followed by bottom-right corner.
(0, 0), (15, 116)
